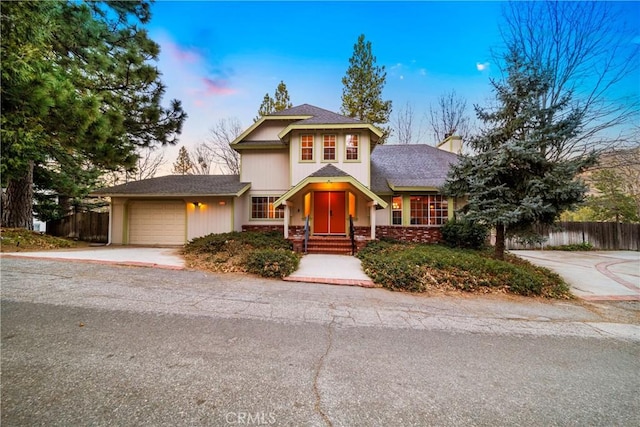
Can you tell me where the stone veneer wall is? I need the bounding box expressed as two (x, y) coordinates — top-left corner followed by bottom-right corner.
(242, 224), (442, 244)
(242, 224), (305, 237)
(375, 226), (442, 243)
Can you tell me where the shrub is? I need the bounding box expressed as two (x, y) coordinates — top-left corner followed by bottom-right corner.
(441, 218), (488, 250)
(245, 249), (301, 278)
(183, 231), (297, 276)
(185, 231), (292, 254)
(545, 242), (594, 251)
(357, 240), (570, 298)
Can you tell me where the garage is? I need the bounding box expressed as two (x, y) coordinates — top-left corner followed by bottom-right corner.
(128, 201), (186, 245)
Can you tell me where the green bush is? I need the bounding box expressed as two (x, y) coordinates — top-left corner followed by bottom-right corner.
(545, 242), (594, 251)
(245, 249), (301, 278)
(357, 241), (570, 297)
(185, 231), (292, 254)
(441, 218), (488, 250)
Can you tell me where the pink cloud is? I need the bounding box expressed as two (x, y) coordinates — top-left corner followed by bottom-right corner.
(202, 77), (236, 96)
(166, 41), (200, 63)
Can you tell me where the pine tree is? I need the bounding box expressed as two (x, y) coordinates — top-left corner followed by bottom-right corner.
(172, 147), (194, 175)
(254, 80), (292, 121)
(443, 49), (596, 259)
(274, 80), (292, 112)
(1, 1), (186, 229)
(586, 170), (639, 223)
(341, 34), (392, 145)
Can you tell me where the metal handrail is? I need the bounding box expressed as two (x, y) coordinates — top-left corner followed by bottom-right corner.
(349, 215), (356, 255)
(303, 215), (310, 254)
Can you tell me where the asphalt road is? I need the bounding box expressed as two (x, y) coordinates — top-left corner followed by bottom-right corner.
(2, 258), (639, 426)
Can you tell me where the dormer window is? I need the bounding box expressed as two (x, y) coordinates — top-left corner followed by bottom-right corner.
(323, 135), (336, 161)
(345, 134), (359, 161)
(300, 134), (314, 161)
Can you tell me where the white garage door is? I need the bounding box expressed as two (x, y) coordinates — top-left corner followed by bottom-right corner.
(128, 201), (186, 245)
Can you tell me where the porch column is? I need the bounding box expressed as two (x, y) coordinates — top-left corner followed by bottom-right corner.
(368, 201), (377, 240)
(283, 203), (290, 239)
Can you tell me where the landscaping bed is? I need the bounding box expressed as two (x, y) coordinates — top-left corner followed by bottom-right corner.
(357, 240), (571, 298)
(0, 228), (80, 252)
(183, 231), (300, 278)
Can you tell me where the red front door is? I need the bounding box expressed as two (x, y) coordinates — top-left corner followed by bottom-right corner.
(313, 191), (346, 234)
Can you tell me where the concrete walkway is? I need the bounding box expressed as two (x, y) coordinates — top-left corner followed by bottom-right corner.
(513, 250), (640, 301)
(2, 247), (185, 269)
(284, 254), (375, 287)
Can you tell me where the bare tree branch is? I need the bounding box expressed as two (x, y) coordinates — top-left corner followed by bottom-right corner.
(190, 143), (214, 175)
(132, 147), (165, 181)
(428, 90), (473, 144)
(100, 147), (166, 186)
(391, 102), (426, 144)
(499, 0), (639, 159)
(202, 117), (242, 175)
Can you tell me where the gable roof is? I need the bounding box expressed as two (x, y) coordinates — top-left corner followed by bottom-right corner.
(232, 104), (384, 149)
(370, 145), (459, 194)
(271, 104), (363, 124)
(274, 164), (387, 209)
(91, 175), (251, 197)
(309, 163), (351, 178)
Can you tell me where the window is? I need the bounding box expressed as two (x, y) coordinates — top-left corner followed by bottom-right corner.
(323, 135), (336, 161)
(409, 195), (448, 225)
(300, 134), (314, 161)
(251, 196), (284, 219)
(392, 196), (403, 225)
(345, 134), (359, 160)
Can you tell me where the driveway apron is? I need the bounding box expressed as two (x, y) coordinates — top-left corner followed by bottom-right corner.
(2, 247), (185, 269)
(513, 251), (640, 301)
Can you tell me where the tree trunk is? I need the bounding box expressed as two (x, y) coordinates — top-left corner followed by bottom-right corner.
(494, 222), (505, 260)
(1, 161), (34, 229)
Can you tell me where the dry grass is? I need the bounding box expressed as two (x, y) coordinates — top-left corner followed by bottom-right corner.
(0, 228), (81, 252)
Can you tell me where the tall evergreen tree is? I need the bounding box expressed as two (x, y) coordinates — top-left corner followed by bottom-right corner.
(172, 147), (194, 175)
(341, 34), (392, 145)
(443, 49), (596, 259)
(586, 170), (639, 223)
(1, 1), (186, 228)
(254, 80), (292, 121)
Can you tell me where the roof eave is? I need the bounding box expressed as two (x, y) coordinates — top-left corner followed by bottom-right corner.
(277, 123), (383, 140)
(230, 115), (313, 146)
(232, 143), (286, 151)
(274, 176), (388, 209)
(387, 185), (441, 192)
(92, 183), (251, 198)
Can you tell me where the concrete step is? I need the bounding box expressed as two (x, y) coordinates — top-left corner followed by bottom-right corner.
(305, 236), (354, 255)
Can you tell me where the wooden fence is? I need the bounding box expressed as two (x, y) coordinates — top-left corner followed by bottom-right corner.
(47, 212), (109, 243)
(506, 222), (640, 251)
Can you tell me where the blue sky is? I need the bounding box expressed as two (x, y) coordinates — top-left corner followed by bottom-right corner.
(146, 1), (639, 166)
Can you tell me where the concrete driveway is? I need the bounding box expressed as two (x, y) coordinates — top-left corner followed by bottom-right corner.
(2, 246), (185, 269)
(513, 251), (640, 301)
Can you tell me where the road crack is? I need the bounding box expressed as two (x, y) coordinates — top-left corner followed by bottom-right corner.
(313, 316), (335, 427)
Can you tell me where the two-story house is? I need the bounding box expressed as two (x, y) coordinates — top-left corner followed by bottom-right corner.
(94, 104), (461, 252)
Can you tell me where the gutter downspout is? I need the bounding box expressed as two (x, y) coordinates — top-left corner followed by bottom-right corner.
(107, 200), (112, 245)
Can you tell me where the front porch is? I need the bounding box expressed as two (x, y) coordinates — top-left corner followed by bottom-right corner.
(241, 224), (444, 254)
(272, 164), (388, 245)
(242, 224), (372, 255)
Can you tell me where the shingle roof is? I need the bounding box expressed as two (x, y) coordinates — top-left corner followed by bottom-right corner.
(91, 175), (250, 196)
(370, 145), (459, 194)
(270, 104), (363, 125)
(308, 163), (351, 178)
